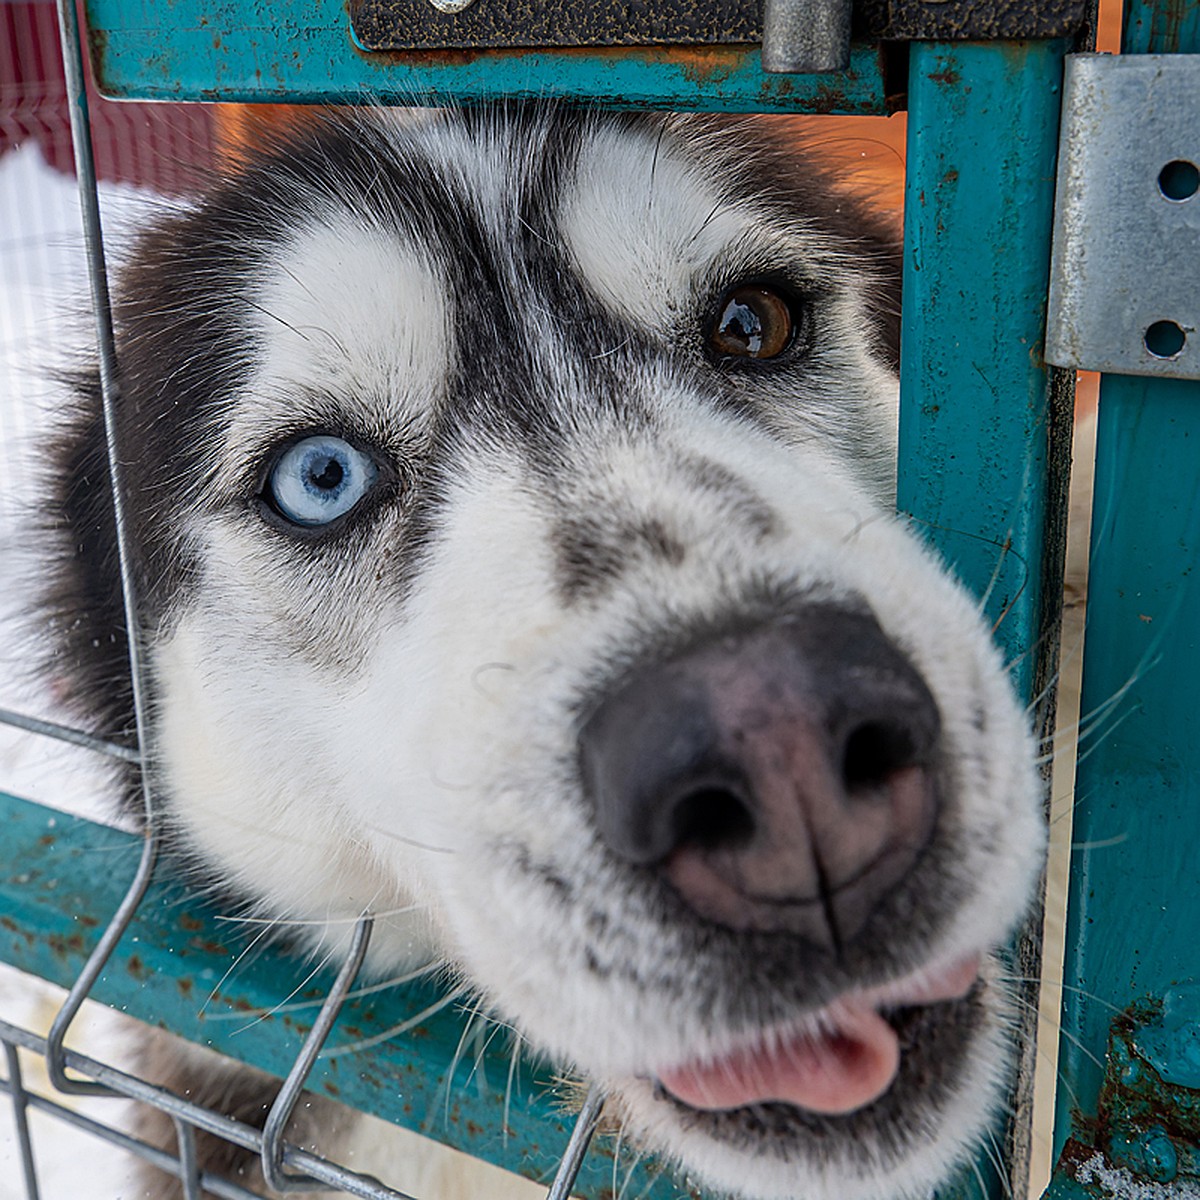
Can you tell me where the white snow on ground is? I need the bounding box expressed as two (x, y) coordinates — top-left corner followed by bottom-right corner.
(0, 143), (164, 1199)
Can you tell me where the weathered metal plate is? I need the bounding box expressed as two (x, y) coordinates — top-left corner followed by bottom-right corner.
(1046, 54), (1200, 380)
(348, 0), (1089, 50)
(349, 0), (759, 50)
(856, 0), (1088, 40)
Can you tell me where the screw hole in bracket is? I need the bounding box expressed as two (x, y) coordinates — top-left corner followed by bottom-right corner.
(1144, 320), (1187, 359)
(1158, 160), (1199, 201)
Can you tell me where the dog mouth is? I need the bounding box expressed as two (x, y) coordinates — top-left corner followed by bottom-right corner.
(653, 953), (980, 1116)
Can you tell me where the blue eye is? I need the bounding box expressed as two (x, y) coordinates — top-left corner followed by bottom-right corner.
(266, 436), (380, 528)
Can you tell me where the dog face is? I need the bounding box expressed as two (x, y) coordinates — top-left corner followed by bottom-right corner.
(51, 107), (1042, 1200)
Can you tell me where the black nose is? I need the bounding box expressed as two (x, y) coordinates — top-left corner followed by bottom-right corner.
(578, 605), (941, 949)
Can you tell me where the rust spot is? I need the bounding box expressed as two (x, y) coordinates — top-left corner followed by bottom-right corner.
(466, 1120), (483, 1137)
(177, 977), (194, 998)
(942, 168), (959, 184)
(324, 1081), (341, 1097)
(178, 914), (204, 932)
(38, 834), (55, 847)
(232, 997), (255, 1014)
(928, 68), (960, 86)
(0, 916), (17, 933)
(127, 953), (146, 978)
(351, 43), (486, 68)
(48, 932), (86, 958)
(1139, 613), (1153, 623)
(77, 914), (99, 929)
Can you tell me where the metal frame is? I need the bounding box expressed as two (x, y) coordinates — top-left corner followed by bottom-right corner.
(3, 0), (1144, 1195)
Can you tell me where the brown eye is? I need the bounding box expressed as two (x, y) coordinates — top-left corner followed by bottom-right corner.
(708, 285), (795, 359)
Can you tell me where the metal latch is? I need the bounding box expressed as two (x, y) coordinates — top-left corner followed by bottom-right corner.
(349, 0), (1088, 72)
(1046, 54), (1200, 381)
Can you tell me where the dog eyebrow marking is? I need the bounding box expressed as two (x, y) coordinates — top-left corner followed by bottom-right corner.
(223, 208), (451, 470)
(554, 513), (689, 604)
(551, 453), (779, 604)
(559, 120), (748, 331)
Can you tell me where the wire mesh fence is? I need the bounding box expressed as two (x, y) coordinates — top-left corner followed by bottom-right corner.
(0, 5), (601, 1197)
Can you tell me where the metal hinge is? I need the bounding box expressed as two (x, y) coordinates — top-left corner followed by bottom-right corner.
(1046, 54), (1200, 382)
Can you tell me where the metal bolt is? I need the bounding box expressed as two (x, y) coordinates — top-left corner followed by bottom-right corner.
(762, 0), (852, 73)
(1138, 1128), (1178, 1184)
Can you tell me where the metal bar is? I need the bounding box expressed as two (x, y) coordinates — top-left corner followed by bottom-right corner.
(47, 0), (161, 1100)
(259, 916), (386, 1194)
(1047, 1), (1200, 1188)
(80, 0), (889, 113)
(0, 1018), (417, 1199)
(0, 1067), (261, 1200)
(0, 706), (140, 764)
(1053, 373), (1200, 1155)
(2, 1041), (42, 1200)
(544, 1085), (604, 1200)
(175, 1117), (203, 1200)
(899, 39), (1071, 1200)
(899, 39), (1070, 701)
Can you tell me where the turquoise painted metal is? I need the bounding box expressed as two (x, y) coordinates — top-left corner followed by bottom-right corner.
(899, 38), (1070, 1200)
(0, 791), (681, 1199)
(1048, 0), (1200, 1193)
(82, 0), (888, 113)
(899, 39), (1070, 703)
(1052, 374), (1200, 1178)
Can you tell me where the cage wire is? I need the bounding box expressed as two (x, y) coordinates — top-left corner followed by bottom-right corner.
(0, 3), (603, 1196)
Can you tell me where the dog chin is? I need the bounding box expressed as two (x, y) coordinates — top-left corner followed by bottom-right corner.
(604, 961), (1010, 1200)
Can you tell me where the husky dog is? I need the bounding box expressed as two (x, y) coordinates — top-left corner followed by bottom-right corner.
(46, 106), (1043, 1200)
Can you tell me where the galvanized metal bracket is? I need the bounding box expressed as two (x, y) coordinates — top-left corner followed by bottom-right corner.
(1046, 54), (1200, 381)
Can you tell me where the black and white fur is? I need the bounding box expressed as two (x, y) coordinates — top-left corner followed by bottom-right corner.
(45, 106), (1043, 1200)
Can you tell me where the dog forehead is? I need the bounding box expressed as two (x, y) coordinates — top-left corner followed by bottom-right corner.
(232, 206), (450, 444)
(558, 120), (752, 330)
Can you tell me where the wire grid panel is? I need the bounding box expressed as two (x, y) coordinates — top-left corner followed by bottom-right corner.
(0, 4), (610, 1198)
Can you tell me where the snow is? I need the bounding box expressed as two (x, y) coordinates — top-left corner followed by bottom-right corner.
(1076, 1150), (1200, 1199)
(0, 141), (158, 1200)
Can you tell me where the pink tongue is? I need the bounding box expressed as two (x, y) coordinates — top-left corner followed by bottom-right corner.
(658, 1006), (900, 1116)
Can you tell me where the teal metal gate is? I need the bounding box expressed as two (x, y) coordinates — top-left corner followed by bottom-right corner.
(0, 0), (1197, 1196)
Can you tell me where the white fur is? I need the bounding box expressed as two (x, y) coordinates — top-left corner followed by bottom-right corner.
(127, 111), (1043, 1200)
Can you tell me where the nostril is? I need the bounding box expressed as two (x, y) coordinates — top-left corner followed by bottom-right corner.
(670, 784), (756, 851)
(841, 721), (919, 794)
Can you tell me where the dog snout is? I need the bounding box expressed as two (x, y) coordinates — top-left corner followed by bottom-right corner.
(578, 606), (942, 948)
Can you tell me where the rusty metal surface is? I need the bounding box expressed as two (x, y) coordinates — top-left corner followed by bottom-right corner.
(83, 0), (891, 112)
(856, 0), (1089, 40)
(349, 0), (1090, 49)
(1048, 993), (1200, 1194)
(350, 0), (759, 49)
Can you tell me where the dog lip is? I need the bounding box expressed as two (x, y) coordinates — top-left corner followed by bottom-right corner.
(654, 953), (981, 1116)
